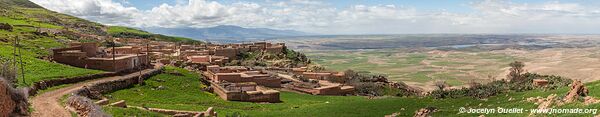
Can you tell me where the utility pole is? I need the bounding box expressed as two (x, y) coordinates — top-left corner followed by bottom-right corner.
(137, 46), (143, 85)
(146, 42), (150, 65)
(11, 36), (18, 85)
(12, 36), (26, 85)
(17, 36), (25, 85)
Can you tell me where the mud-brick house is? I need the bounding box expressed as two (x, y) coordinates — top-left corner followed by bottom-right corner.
(211, 82), (280, 103)
(285, 81), (355, 96)
(214, 47), (238, 60)
(204, 65), (281, 88)
(52, 42), (150, 72)
(106, 46), (142, 54)
(186, 55), (229, 66)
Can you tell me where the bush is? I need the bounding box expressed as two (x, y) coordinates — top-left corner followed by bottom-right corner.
(430, 72), (571, 99)
(352, 82), (385, 96)
(0, 60), (17, 86)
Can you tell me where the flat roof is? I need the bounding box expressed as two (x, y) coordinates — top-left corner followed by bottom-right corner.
(88, 54), (142, 60)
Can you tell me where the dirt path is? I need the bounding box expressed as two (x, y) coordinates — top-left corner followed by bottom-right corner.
(30, 68), (158, 117)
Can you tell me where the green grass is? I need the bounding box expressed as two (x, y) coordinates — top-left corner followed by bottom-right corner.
(104, 107), (166, 117)
(0, 3), (200, 87)
(105, 66), (600, 117)
(0, 46), (103, 87)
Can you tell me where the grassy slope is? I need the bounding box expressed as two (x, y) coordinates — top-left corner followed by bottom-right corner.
(108, 26), (202, 44)
(0, 46), (103, 86)
(105, 67), (600, 117)
(0, 3), (104, 87)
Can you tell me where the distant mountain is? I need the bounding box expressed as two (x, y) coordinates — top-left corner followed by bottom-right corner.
(143, 25), (314, 41)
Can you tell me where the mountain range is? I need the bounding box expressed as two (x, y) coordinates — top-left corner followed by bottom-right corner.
(142, 25), (314, 41)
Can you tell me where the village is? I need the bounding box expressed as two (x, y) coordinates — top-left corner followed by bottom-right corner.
(49, 37), (356, 107)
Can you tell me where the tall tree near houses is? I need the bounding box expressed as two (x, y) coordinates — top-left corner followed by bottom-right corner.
(507, 61), (525, 83)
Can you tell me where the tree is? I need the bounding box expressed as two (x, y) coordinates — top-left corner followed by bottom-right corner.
(434, 80), (449, 90)
(507, 61), (525, 83)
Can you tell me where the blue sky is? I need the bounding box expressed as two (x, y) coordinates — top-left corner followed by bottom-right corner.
(31, 0), (600, 34)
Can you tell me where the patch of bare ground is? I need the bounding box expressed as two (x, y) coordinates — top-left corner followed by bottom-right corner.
(404, 81), (437, 92)
(498, 47), (600, 83)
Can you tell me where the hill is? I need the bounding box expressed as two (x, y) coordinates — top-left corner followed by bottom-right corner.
(0, 0), (199, 87)
(108, 26), (201, 44)
(143, 25), (313, 42)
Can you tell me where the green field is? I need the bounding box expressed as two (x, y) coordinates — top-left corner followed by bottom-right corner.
(104, 66), (600, 117)
(306, 49), (521, 88)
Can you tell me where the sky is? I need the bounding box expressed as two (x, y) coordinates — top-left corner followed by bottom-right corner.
(30, 0), (600, 34)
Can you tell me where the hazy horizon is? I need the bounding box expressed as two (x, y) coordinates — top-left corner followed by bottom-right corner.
(31, 0), (600, 35)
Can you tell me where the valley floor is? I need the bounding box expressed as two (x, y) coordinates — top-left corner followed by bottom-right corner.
(304, 47), (600, 92)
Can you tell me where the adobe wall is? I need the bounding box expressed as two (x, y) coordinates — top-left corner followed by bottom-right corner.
(252, 78), (281, 88)
(314, 86), (343, 95)
(214, 74), (243, 82)
(53, 55), (87, 68)
(215, 48), (238, 60)
(213, 73), (281, 88)
(244, 92), (280, 103)
(211, 82), (241, 101)
(303, 72), (332, 80)
(210, 82), (280, 103)
(79, 43), (98, 57)
(85, 55), (150, 73)
(265, 46), (283, 54)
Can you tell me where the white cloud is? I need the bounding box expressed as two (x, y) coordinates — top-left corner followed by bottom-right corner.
(30, 0), (600, 34)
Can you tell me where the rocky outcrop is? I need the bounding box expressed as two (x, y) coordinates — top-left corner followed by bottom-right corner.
(66, 95), (110, 117)
(0, 23), (13, 31)
(0, 78), (29, 116)
(413, 107), (436, 117)
(109, 100), (127, 108)
(0, 79), (16, 117)
(564, 80), (588, 103)
(95, 98), (110, 105)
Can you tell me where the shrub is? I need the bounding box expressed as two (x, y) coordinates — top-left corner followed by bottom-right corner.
(0, 60), (17, 86)
(430, 72), (571, 99)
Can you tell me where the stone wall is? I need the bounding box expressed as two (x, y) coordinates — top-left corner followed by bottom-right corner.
(67, 68), (163, 117)
(0, 23), (13, 31)
(29, 72), (118, 96)
(66, 95), (110, 117)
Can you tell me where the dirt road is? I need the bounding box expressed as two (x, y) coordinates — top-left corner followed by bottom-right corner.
(30, 68), (158, 117)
